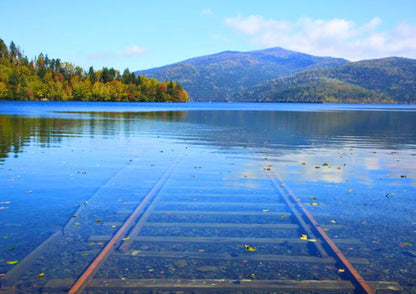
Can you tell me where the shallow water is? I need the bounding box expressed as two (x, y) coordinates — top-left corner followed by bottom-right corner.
(0, 101), (415, 293)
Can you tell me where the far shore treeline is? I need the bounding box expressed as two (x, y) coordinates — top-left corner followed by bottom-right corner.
(0, 39), (188, 102)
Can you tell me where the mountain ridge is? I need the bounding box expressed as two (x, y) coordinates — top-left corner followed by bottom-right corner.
(136, 47), (349, 101)
(135, 47), (416, 103)
(240, 56), (416, 103)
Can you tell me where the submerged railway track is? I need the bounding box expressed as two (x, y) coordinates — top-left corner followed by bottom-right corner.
(0, 157), (402, 293)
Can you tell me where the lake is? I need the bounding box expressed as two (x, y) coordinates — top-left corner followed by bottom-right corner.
(0, 101), (415, 293)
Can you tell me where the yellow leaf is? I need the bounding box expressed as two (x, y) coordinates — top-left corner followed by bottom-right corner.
(244, 245), (257, 252)
(300, 234), (308, 241)
(6, 260), (19, 265)
(248, 273), (257, 279)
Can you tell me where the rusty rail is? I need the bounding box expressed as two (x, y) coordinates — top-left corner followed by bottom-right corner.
(269, 171), (374, 294)
(68, 160), (178, 294)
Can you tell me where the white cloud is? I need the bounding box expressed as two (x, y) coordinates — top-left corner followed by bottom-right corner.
(122, 45), (145, 57)
(89, 45), (145, 59)
(225, 15), (416, 60)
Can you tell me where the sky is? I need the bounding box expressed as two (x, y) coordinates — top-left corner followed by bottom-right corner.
(1, 0), (416, 72)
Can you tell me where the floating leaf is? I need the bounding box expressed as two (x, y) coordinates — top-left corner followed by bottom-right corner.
(111, 225), (117, 228)
(37, 273), (45, 278)
(400, 175), (407, 178)
(330, 220), (337, 224)
(310, 197), (317, 200)
(96, 219), (101, 223)
(300, 234), (308, 241)
(348, 189), (353, 193)
(74, 222), (80, 226)
(315, 166), (320, 169)
(198, 249), (205, 252)
(262, 209), (270, 213)
(89, 242), (97, 246)
(400, 242), (412, 247)
(263, 167), (271, 171)
(244, 245), (257, 252)
(122, 237), (131, 241)
(7, 247), (14, 251)
(336, 167), (341, 170)
(280, 214), (288, 218)
(248, 273), (257, 279)
(72, 215), (77, 218)
(97, 242), (104, 246)
(308, 238), (317, 242)
(338, 268), (345, 273)
(6, 260), (18, 265)
(301, 162), (306, 165)
(322, 163), (329, 166)
(0, 273), (5, 277)
(311, 202), (320, 206)
(279, 184), (286, 187)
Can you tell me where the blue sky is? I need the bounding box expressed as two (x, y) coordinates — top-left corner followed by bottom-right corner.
(1, 0), (416, 71)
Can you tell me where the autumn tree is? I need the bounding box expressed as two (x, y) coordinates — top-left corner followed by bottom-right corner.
(0, 39), (189, 102)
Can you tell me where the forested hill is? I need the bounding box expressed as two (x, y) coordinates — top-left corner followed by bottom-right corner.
(0, 39), (188, 102)
(136, 47), (348, 101)
(239, 57), (416, 103)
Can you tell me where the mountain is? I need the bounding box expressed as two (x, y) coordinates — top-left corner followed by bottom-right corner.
(239, 57), (416, 103)
(135, 47), (348, 101)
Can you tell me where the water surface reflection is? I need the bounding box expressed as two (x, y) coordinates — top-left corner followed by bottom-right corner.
(0, 103), (415, 292)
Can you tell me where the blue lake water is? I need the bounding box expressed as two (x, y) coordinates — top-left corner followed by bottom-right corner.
(0, 101), (415, 293)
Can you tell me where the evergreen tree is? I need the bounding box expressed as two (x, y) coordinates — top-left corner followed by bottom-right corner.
(88, 66), (97, 83)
